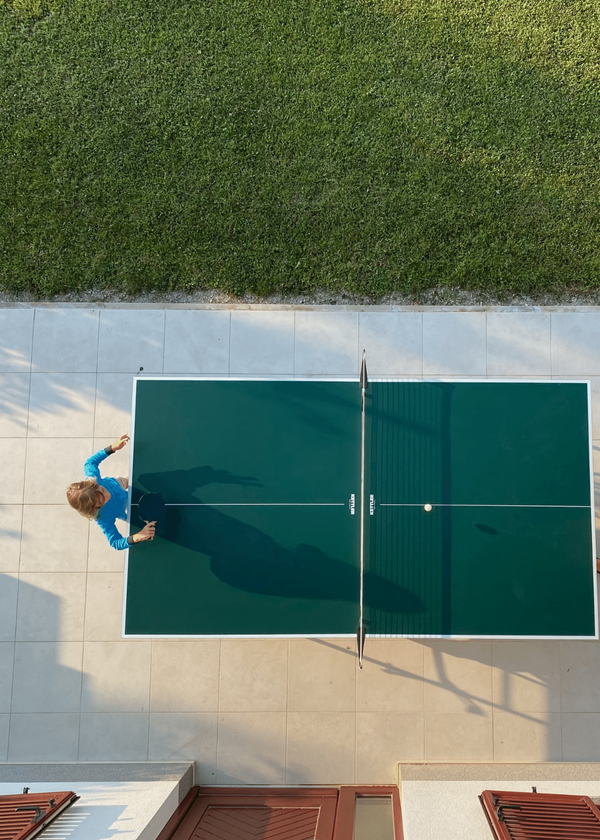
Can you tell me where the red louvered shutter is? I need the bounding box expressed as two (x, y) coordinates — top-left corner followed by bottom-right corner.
(481, 789), (600, 839)
(0, 791), (79, 840)
(162, 788), (338, 840)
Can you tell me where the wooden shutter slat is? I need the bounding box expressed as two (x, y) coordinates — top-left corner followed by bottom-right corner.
(481, 790), (600, 840)
(0, 791), (78, 840)
(194, 805), (320, 840)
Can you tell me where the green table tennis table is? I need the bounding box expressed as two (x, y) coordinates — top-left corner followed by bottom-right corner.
(123, 377), (597, 642)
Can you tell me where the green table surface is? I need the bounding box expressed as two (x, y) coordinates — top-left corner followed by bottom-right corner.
(124, 379), (595, 638)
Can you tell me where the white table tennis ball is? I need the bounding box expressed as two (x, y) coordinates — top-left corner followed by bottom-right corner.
(424, 504), (432, 512)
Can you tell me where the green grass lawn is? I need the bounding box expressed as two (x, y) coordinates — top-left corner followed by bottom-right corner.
(1, 0), (600, 298)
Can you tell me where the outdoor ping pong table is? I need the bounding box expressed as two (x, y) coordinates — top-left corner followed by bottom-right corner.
(123, 377), (597, 641)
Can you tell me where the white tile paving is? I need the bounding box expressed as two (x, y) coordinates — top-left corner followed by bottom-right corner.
(28, 373), (96, 437)
(359, 311), (423, 376)
(0, 645), (15, 713)
(0, 715), (7, 761)
(0, 373), (30, 437)
(98, 310), (165, 373)
(0, 309), (34, 371)
(16, 572), (86, 642)
(0, 573), (18, 642)
(0, 439), (27, 504)
(1, 305), (600, 781)
(94, 374), (135, 438)
(423, 312), (486, 375)
(31, 308), (99, 372)
(11, 642), (83, 712)
(551, 312), (600, 375)
(164, 310), (230, 374)
(0, 506), (23, 572)
(7, 713), (80, 761)
(230, 310), (294, 374)
(487, 312), (551, 376)
(295, 311), (358, 375)
(78, 713), (149, 761)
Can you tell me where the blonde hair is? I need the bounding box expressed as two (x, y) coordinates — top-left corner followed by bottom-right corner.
(66, 478), (104, 520)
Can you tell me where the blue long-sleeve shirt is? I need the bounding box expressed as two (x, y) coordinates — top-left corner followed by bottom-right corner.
(84, 447), (133, 551)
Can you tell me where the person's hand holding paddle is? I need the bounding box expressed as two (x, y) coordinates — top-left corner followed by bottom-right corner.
(137, 493), (166, 542)
(132, 521), (156, 542)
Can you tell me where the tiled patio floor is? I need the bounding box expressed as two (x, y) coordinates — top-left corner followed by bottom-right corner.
(1, 304), (599, 784)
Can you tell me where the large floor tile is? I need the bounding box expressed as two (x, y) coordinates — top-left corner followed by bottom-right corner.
(492, 641), (561, 713)
(8, 713), (79, 761)
(151, 641), (220, 713)
(20, 506), (89, 572)
(84, 573), (124, 641)
(94, 374), (135, 438)
(0, 644), (14, 712)
(0, 506), (22, 572)
(487, 313), (551, 376)
(12, 642), (83, 713)
(0, 715), (8, 760)
(165, 310), (230, 374)
(148, 712), (218, 769)
(219, 640), (287, 712)
(560, 641), (600, 712)
(494, 710), (562, 760)
(217, 712), (286, 785)
(562, 713), (600, 761)
(289, 640), (355, 712)
(28, 374), (96, 437)
(78, 713), (149, 760)
(356, 712), (424, 782)
(0, 573), (18, 641)
(356, 640), (424, 712)
(81, 641), (151, 712)
(295, 312), (359, 375)
(0, 374), (30, 437)
(0, 309), (34, 371)
(0, 439), (26, 503)
(358, 312), (422, 376)
(423, 313), (486, 375)
(286, 712), (355, 784)
(425, 711), (493, 761)
(31, 308), (99, 372)
(551, 313), (600, 375)
(230, 311), (294, 374)
(17, 573), (86, 642)
(24, 438), (92, 504)
(98, 310), (165, 373)
(423, 641), (492, 713)
(87, 521), (126, 573)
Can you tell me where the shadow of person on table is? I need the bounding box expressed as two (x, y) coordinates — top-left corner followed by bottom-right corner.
(133, 466), (422, 615)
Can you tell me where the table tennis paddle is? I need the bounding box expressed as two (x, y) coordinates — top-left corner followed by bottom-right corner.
(138, 493), (166, 539)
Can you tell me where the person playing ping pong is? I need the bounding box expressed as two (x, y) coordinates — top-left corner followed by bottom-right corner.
(66, 434), (155, 549)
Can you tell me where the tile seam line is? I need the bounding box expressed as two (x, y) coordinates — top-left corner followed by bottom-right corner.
(550, 312), (554, 377)
(5, 303), (600, 312)
(485, 311), (488, 377)
(216, 637), (222, 781)
(81, 307), (100, 759)
(162, 309), (166, 375)
(285, 637), (290, 783)
(227, 313), (231, 376)
(293, 311), (296, 377)
(147, 639), (155, 760)
(9, 308), (36, 753)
